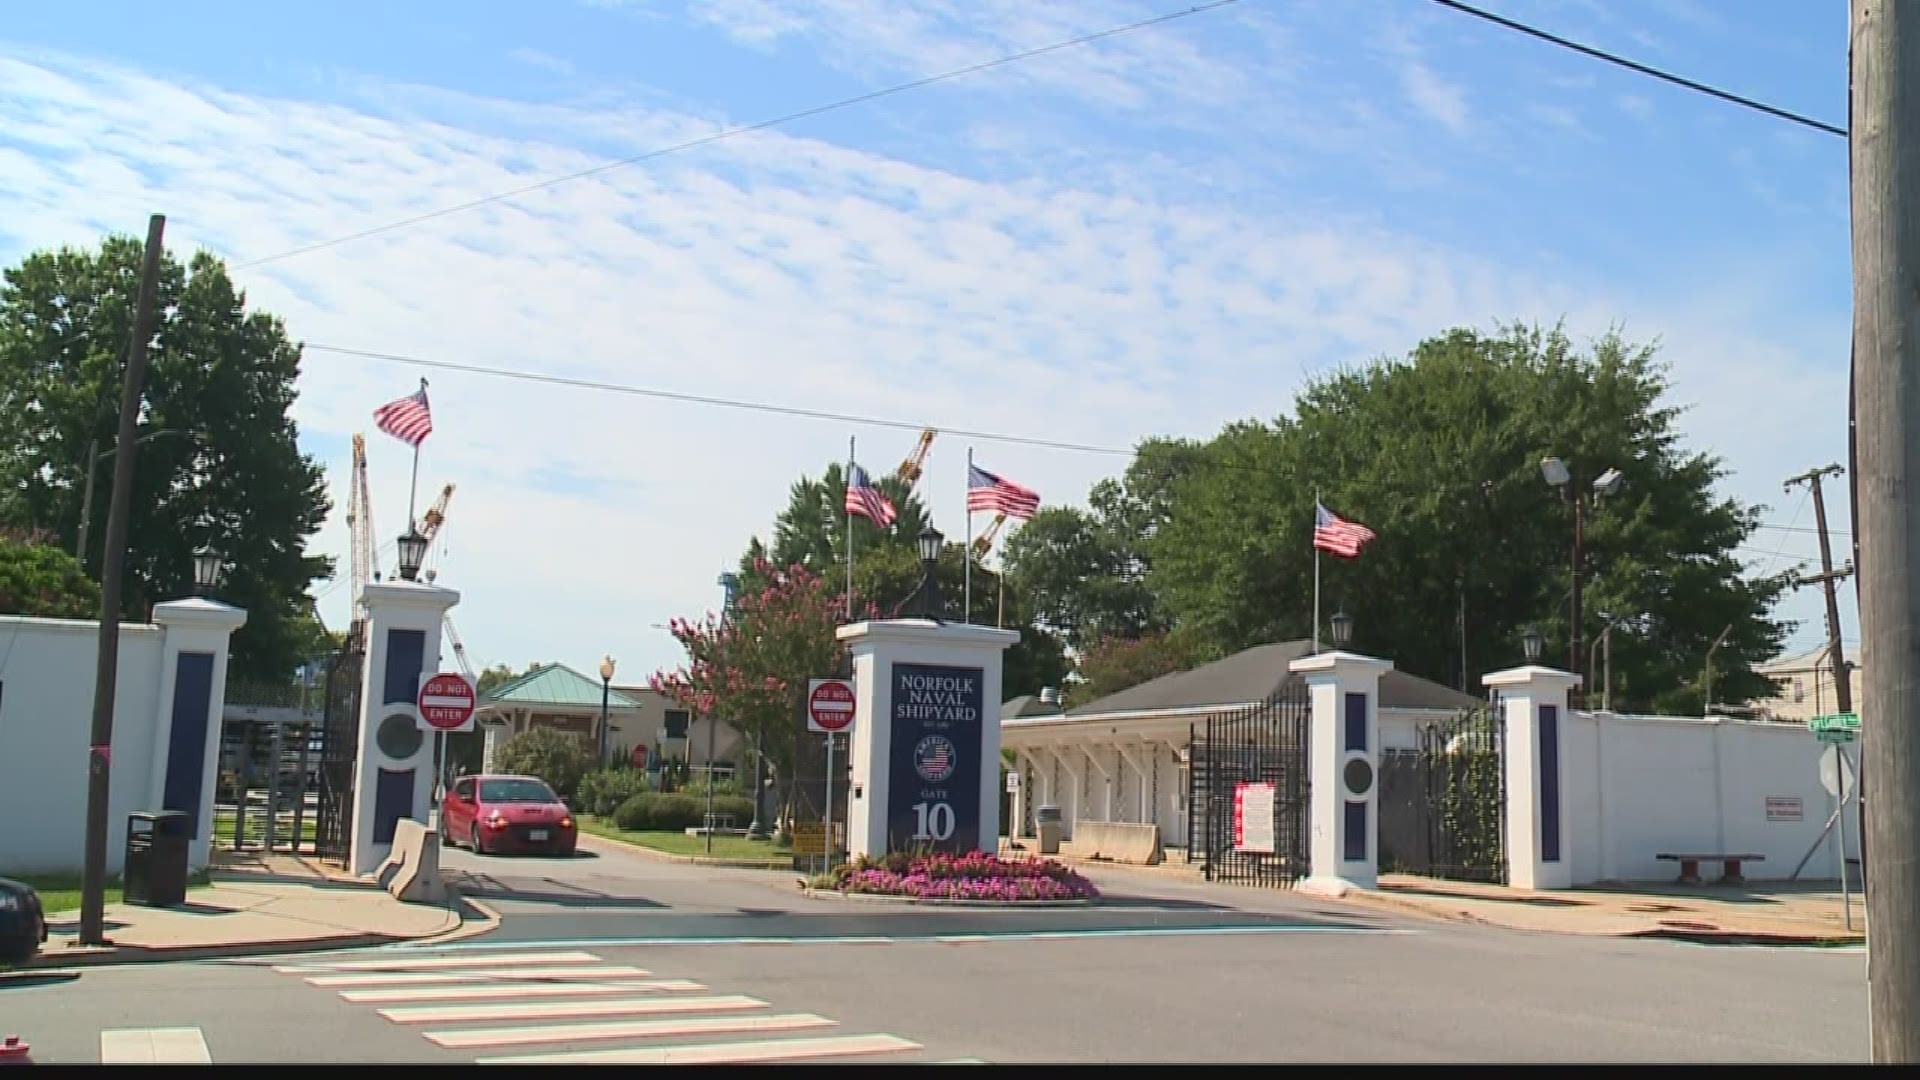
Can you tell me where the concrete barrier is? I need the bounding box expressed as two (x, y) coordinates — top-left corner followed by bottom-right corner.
(1065, 820), (1163, 865)
(375, 819), (447, 905)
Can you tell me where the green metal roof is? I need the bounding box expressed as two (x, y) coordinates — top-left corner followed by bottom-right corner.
(480, 663), (648, 709)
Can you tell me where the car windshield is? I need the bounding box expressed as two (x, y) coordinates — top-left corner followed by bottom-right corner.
(478, 779), (558, 803)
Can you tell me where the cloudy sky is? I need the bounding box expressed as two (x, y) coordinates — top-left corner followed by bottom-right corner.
(0, 0), (1854, 684)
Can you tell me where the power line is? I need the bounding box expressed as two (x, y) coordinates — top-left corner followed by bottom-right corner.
(306, 339), (1825, 537)
(1426, 0), (1848, 139)
(232, 0), (1246, 271)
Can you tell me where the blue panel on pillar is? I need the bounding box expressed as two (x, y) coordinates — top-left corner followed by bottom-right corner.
(374, 768), (415, 843)
(161, 651), (216, 839)
(384, 628), (425, 706)
(1540, 704), (1561, 862)
(1343, 692), (1367, 752)
(887, 663), (984, 854)
(1344, 800), (1368, 861)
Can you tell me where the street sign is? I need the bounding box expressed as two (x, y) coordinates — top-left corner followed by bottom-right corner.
(807, 678), (857, 734)
(1809, 712), (1861, 737)
(418, 672), (477, 732)
(1816, 727), (1858, 745)
(1005, 770), (1021, 793)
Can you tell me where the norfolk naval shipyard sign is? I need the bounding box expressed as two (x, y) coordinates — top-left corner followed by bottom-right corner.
(888, 662), (984, 853)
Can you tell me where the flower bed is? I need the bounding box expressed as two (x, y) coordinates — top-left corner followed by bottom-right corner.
(809, 850), (1099, 902)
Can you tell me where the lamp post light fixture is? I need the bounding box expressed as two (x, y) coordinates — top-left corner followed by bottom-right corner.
(191, 545), (223, 597)
(1522, 625), (1545, 664)
(916, 526), (944, 619)
(1540, 456), (1623, 701)
(1329, 609), (1354, 649)
(396, 528), (429, 582)
(598, 655), (616, 767)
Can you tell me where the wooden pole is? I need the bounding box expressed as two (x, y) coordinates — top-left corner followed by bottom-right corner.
(1852, 0), (1920, 1059)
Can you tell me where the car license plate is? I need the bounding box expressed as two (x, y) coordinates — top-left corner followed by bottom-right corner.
(528, 829), (549, 841)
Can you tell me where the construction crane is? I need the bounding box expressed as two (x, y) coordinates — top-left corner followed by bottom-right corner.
(419, 483), (455, 575)
(441, 612), (474, 680)
(971, 512), (1008, 558)
(896, 429), (937, 486)
(345, 433), (378, 647)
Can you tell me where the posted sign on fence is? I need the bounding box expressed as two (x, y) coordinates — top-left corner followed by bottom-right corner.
(1234, 781), (1277, 854)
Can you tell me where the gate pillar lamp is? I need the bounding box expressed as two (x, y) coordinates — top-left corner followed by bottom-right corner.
(598, 655), (616, 767)
(1329, 609), (1354, 649)
(1540, 456), (1624, 701)
(916, 526), (944, 620)
(396, 527), (429, 582)
(1522, 625), (1544, 664)
(191, 545), (224, 598)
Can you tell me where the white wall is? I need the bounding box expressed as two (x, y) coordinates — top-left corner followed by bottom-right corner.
(0, 617), (165, 877)
(1569, 711), (1858, 884)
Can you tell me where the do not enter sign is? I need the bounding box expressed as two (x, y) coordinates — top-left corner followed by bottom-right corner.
(807, 678), (856, 733)
(418, 672), (477, 731)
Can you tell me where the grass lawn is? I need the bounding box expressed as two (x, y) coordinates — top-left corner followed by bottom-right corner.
(577, 816), (786, 863)
(12, 871), (212, 914)
(212, 809), (318, 845)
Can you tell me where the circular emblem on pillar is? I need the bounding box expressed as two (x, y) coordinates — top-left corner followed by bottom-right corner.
(913, 735), (957, 783)
(377, 712), (424, 759)
(1343, 756), (1375, 797)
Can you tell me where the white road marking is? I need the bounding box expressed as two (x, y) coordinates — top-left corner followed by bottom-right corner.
(424, 1012), (837, 1049)
(275, 950), (601, 973)
(340, 979), (705, 1004)
(99, 1027), (212, 1064)
(380, 993), (765, 1025)
(306, 965), (648, 987)
(477, 1032), (921, 1065)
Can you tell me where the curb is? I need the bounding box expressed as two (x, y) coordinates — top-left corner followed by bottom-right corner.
(1334, 889), (1864, 946)
(22, 895), (478, 969)
(578, 832), (789, 871)
(797, 887), (1096, 908)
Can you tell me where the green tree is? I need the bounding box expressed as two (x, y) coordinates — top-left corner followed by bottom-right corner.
(0, 531), (99, 618)
(739, 462), (929, 591)
(1144, 323), (1789, 711)
(0, 237), (332, 680)
(492, 726), (595, 803)
(1066, 627), (1219, 708)
(475, 663), (523, 697)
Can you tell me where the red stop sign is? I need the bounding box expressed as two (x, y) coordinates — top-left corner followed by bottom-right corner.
(418, 672), (476, 730)
(807, 678), (856, 733)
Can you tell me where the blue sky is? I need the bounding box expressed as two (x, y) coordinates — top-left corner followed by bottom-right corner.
(0, 1), (1857, 682)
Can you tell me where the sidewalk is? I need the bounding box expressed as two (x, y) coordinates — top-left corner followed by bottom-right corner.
(27, 851), (494, 967)
(1339, 873), (1865, 945)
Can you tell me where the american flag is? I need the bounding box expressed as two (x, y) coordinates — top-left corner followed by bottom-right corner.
(844, 463), (897, 526)
(373, 381), (433, 447)
(966, 464), (1039, 519)
(1313, 502), (1376, 558)
(920, 741), (951, 772)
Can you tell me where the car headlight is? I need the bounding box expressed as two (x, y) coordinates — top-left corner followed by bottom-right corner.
(0, 893), (22, 912)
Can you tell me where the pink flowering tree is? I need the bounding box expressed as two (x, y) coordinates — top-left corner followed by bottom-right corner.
(650, 560), (878, 829)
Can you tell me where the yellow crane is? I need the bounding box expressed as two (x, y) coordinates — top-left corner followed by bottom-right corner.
(971, 512), (1008, 558)
(896, 429), (937, 486)
(412, 482), (471, 680)
(345, 433), (377, 647)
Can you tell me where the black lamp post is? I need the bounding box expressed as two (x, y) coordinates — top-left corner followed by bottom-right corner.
(916, 526), (944, 619)
(191, 545), (224, 598)
(396, 528), (429, 582)
(1329, 609), (1354, 649)
(598, 655), (615, 768)
(1540, 457), (1623, 698)
(1522, 625), (1545, 665)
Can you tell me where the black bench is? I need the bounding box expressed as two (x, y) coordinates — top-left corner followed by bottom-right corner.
(1656, 852), (1765, 885)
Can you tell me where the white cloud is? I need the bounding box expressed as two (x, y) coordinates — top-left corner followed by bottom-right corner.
(0, 39), (1848, 678)
(508, 48), (577, 77)
(1401, 59), (1470, 134)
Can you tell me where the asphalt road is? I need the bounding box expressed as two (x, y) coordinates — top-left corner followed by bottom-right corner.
(0, 840), (1871, 1063)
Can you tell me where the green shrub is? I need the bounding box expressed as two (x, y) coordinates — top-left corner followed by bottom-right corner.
(577, 767), (649, 817)
(612, 792), (754, 832)
(492, 727), (595, 803)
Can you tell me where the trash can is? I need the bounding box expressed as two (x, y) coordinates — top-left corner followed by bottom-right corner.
(1036, 805), (1062, 855)
(124, 810), (191, 908)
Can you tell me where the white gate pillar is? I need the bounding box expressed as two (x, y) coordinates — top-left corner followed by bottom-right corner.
(1483, 664), (1581, 890)
(349, 579), (460, 876)
(1291, 650), (1392, 897)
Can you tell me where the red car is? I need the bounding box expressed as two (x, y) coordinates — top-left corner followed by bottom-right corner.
(441, 774), (577, 856)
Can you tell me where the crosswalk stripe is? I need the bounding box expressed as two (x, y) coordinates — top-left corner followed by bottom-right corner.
(99, 1027), (213, 1064)
(275, 951), (601, 973)
(380, 994), (767, 1025)
(341, 979), (705, 1004)
(425, 1012), (838, 1050)
(477, 1032), (922, 1065)
(308, 966), (649, 987)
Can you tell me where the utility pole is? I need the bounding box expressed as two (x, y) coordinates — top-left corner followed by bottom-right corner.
(1785, 464), (1856, 714)
(79, 214), (166, 945)
(1851, 0), (1920, 1060)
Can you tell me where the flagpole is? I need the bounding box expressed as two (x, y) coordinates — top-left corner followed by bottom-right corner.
(963, 447), (973, 623)
(408, 442), (421, 530)
(846, 435), (856, 621)
(1312, 492), (1321, 653)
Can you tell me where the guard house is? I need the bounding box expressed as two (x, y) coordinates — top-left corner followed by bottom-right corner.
(1000, 640), (1478, 853)
(474, 663), (746, 778)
